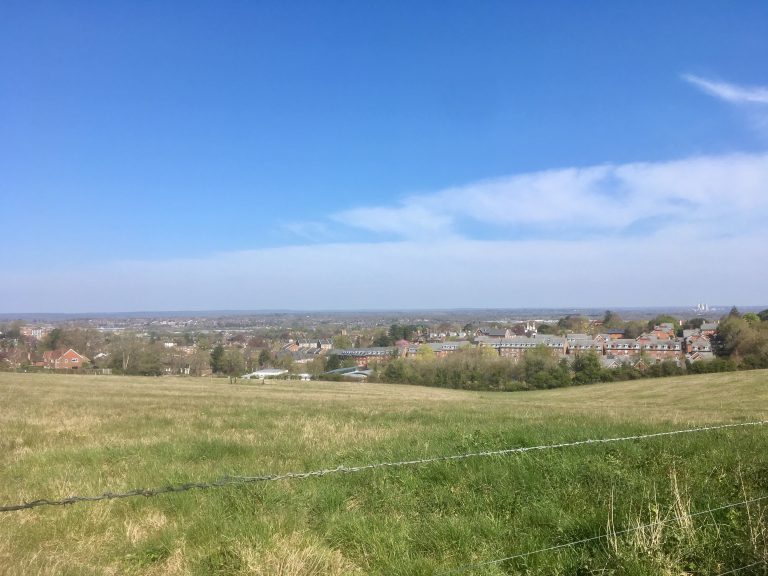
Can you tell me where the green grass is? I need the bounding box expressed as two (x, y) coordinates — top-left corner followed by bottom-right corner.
(1, 371), (767, 575)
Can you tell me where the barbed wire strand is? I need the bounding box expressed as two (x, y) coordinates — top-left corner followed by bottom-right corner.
(2, 419), (766, 513)
(715, 560), (767, 576)
(437, 495), (768, 574)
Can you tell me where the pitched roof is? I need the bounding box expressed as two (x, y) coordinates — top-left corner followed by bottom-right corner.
(478, 328), (508, 337)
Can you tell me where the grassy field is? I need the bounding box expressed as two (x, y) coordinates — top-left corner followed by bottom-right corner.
(1, 371), (767, 575)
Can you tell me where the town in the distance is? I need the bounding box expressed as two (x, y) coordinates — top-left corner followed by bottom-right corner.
(1, 304), (767, 390)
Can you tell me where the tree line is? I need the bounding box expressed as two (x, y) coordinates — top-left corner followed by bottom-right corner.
(3, 308), (767, 387)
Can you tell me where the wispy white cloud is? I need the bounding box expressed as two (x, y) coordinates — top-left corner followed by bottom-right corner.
(5, 151), (768, 312)
(5, 153), (768, 311)
(683, 74), (768, 105)
(333, 203), (456, 239)
(281, 221), (334, 242)
(333, 153), (768, 241)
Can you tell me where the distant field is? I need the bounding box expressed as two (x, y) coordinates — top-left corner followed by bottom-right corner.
(1, 371), (767, 575)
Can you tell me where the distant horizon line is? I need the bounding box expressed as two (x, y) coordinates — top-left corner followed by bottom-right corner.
(1, 304), (765, 320)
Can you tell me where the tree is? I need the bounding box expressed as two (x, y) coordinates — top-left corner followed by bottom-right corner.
(42, 328), (63, 351)
(648, 315), (678, 330)
(210, 344), (225, 374)
(602, 310), (625, 330)
(196, 333), (212, 350)
(134, 344), (163, 376)
(383, 359), (407, 382)
(712, 315), (768, 368)
(743, 312), (760, 325)
(572, 351), (606, 385)
(713, 316), (748, 357)
(372, 331), (393, 347)
(325, 354), (342, 371)
(558, 315), (589, 334)
(306, 355), (327, 376)
(623, 320), (646, 339)
(332, 334), (352, 349)
(222, 349), (246, 383)
(189, 348), (212, 376)
(0, 321), (22, 339)
(273, 353), (295, 371)
(520, 345), (561, 388)
(415, 344), (436, 361)
(258, 348), (273, 367)
(682, 317), (706, 330)
(108, 335), (163, 375)
(389, 324), (419, 342)
(388, 324), (404, 342)
(109, 333), (143, 373)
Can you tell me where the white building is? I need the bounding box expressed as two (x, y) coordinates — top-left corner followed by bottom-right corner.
(243, 368), (289, 380)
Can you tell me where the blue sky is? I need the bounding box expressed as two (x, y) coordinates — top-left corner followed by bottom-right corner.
(2, 1), (767, 312)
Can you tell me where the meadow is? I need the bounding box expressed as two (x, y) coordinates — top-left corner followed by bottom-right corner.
(1, 370), (767, 575)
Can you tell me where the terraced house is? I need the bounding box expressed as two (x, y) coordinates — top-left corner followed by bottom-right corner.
(476, 335), (568, 360)
(566, 334), (604, 355)
(635, 335), (683, 361)
(604, 339), (642, 356)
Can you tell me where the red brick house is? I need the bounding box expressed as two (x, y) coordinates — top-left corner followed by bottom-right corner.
(42, 349), (90, 369)
(685, 335), (712, 354)
(477, 335), (567, 361)
(700, 322), (719, 337)
(639, 339), (683, 362)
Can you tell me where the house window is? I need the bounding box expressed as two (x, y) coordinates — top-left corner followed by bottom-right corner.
(71, 358), (78, 362)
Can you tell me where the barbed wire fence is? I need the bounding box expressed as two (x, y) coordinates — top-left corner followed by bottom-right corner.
(2, 418), (767, 574)
(437, 495), (768, 574)
(2, 419), (766, 513)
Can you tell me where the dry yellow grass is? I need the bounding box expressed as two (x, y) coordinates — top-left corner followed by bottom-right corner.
(238, 533), (364, 576)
